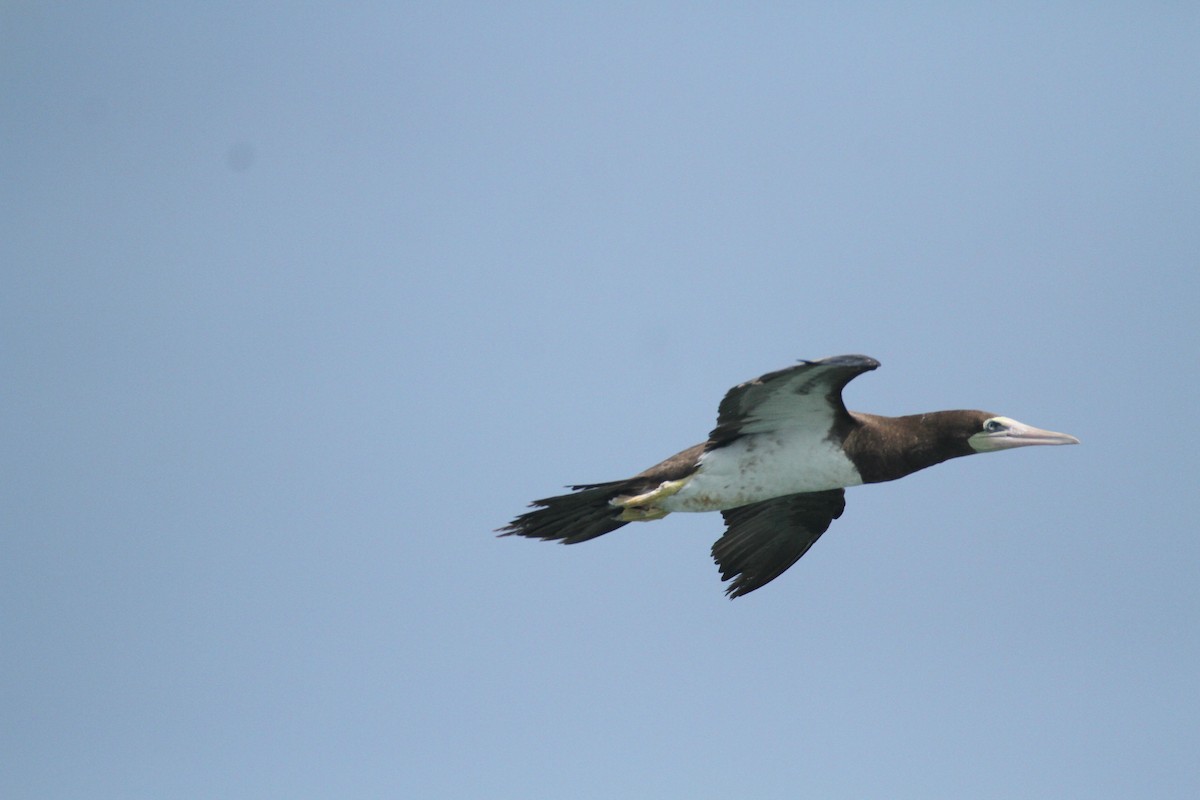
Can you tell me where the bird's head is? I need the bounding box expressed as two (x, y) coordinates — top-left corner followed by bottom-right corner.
(965, 413), (1080, 452)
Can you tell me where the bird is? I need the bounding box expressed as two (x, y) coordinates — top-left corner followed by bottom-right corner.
(498, 355), (1079, 598)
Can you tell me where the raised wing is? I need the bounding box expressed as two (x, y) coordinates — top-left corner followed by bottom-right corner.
(711, 489), (846, 598)
(706, 355), (880, 449)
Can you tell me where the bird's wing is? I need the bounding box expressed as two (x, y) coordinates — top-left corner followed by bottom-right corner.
(712, 489), (846, 598)
(706, 354), (879, 448)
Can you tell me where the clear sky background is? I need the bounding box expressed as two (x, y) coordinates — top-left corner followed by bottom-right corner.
(3, 4), (1198, 799)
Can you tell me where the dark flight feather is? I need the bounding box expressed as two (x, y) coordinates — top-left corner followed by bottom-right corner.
(712, 490), (846, 597)
(497, 481), (633, 544)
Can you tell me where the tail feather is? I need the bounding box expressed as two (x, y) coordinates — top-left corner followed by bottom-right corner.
(498, 481), (634, 544)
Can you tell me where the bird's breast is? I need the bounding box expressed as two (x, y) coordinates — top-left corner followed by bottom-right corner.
(659, 431), (864, 512)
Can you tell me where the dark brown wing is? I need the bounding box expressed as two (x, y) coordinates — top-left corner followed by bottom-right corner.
(707, 355), (879, 449)
(711, 490), (846, 598)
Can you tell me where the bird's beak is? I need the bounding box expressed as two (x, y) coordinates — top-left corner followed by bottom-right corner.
(969, 417), (1081, 452)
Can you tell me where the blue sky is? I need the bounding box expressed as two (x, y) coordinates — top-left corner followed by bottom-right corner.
(3, 4), (1198, 798)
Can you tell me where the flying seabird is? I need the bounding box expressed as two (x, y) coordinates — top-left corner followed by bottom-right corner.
(499, 355), (1079, 598)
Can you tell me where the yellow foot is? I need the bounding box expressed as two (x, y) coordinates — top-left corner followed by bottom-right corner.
(611, 478), (689, 522)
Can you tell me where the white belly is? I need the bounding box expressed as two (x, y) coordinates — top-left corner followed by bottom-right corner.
(660, 431), (863, 512)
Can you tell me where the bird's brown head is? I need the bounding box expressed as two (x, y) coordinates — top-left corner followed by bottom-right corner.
(848, 410), (1079, 484)
(963, 412), (1081, 452)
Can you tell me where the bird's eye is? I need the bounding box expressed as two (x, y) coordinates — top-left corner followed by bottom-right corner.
(984, 419), (1005, 433)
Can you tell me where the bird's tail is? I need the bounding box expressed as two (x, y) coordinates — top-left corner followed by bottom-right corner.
(497, 481), (636, 544)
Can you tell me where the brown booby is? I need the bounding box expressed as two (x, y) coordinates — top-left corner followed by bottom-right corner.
(499, 355), (1079, 598)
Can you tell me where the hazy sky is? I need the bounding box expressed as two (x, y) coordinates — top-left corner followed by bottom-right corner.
(4, 4), (1198, 798)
